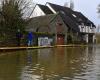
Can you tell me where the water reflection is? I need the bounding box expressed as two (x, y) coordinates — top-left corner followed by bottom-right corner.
(20, 46), (97, 80)
(20, 50), (40, 80)
(0, 46), (98, 80)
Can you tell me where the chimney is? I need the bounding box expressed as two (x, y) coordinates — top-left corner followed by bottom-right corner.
(70, 0), (74, 10)
(64, 0), (74, 10)
(64, 2), (69, 7)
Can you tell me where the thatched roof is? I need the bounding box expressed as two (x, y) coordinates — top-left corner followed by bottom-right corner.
(26, 14), (57, 33)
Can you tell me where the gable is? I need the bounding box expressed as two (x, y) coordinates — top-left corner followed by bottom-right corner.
(26, 14), (68, 34)
(74, 12), (96, 27)
(49, 14), (68, 34)
(26, 14), (58, 33)
(30, 5), (45, 18)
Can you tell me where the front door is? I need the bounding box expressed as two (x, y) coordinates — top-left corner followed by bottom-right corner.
(57, 34), (64, 45)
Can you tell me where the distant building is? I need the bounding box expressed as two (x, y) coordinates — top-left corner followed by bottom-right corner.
(27, 2), (96, 45)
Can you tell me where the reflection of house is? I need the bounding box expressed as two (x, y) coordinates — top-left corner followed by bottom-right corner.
(27, 2), (96, 45)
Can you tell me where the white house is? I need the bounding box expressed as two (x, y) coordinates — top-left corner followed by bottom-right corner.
(30, 2), (96, 44)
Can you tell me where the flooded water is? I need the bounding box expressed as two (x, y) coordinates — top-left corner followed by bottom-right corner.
(0, 45), (100, 80)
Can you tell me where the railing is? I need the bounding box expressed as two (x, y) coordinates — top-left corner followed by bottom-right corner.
(79, 25), (96, 33)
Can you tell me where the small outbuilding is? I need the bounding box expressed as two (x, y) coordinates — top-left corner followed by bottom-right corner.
(26, 14), (68, 46)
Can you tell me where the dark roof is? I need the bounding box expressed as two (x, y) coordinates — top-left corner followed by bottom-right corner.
(46, 2), (80, 32)
(47, 2), (96, 27)
(59, 12), (80, 32)
(38, 4), (53, 14)
(74, 11), (96, 27)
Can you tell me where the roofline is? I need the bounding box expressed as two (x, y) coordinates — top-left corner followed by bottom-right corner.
(29, 4), (37, 18)
(37, 4), (45, 6)
(45, 2), (50, 6)
(45, 2), (71, 9)
(29, 14), (58, 20)
(29, 3), (46, 15)
(45, 2), (57, 14)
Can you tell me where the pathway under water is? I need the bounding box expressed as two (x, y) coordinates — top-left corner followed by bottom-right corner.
(0, 45), (99, 80)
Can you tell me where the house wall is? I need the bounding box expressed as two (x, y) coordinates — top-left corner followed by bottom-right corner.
(49, 15), (68, 45)
(50, 15), (67, 34)
(26, 14), (68, 46)
(38, 37), (53, 46)
(85, 34), (88, 43)
(79, 25), (96, 33)
(79, 24), (96, 44)
(93, 35), (96, 43)
(30, 5), (45, 18)
(80, 33), (96, 44)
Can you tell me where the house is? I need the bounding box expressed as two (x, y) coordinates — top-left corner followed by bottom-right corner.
(26, 14), (68, 46)
(28, 2), (96, 45)
(46, 2), (96, 44)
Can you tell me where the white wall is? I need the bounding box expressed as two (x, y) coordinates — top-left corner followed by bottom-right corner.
(79, 25), (96, 33)
(92, 35), (95, 43)
(30, 5), (45, 18)
(85, 34), (88, 43)
(38, 37), (53, 46)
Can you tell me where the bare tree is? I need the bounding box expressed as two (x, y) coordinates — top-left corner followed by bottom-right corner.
(0, 0), (35, 33)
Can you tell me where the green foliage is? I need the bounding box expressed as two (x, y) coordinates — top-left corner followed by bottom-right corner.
(0, 0), (27, 34)
(0, 0), (35, 46)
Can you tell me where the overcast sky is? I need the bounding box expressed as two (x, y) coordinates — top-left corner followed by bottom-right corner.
(33, 0), (100, 26)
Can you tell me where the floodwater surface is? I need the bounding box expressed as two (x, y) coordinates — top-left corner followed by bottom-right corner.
(0, 45), (100, 80)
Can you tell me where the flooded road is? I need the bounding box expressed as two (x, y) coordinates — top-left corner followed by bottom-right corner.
(0, 45), (100, 80)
